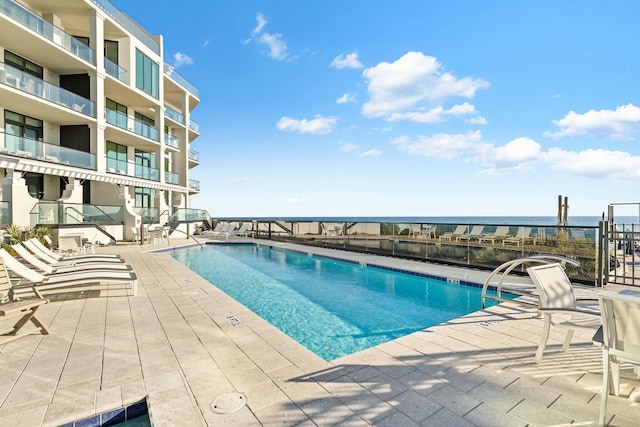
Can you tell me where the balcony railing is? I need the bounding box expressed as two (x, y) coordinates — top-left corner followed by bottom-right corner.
(188, 149), (199, 162)
(31, 202), (123, 227)
(164, 105), (184, 125)
(0, 61), (95, 117)
(163, 63), (199, 97)
(165, 171), (178, 185)
(0, 201), (10, 226)
(104, 57), (127, 83)
(164, 133), (179, 149)
(189, 179), (200, 191)
(0, 0), (95, 64)
(89, 0), (160, 55)
(168, 208), (210, 223)
(105, 108), (159, 141)
(132, 207), (159, 224)
(106, 158), (159, 181)
(189, 119), (199, 133)
(0, 131), (96, 169)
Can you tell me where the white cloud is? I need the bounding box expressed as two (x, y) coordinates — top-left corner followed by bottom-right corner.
(252, 12), (268, 36)
(331, 52), (363, 69)
(545, 104), (640, 140)
(336, 92), (357, 104)
(362, 51), (490, 122)
(360, 149), (381, 157)
(276, 115), (338, 135)
(465, 116), (487, 125)
(392, 130), (640, 181)
(339, 142), (359, 152)
(259, 33), (288, 60)
(387, 103), (478, 123)
(173, 52), (193, 68)
(245, 12), (289, 61)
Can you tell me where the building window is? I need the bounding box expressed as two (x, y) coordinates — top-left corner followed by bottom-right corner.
(24, 173), (44, 199)
(134, 187), (154, 208)
(135, 49), (159, 98)
(4, 51), (43, 79)
(135, 149), (156, 180)
(105, 40), (118, 64)
(106, 141), (127, 174)
(5, 110), (43, 140)
(135, 112), (155, 126)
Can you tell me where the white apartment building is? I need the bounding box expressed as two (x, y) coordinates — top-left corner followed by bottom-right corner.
(0, 0), (201, 242)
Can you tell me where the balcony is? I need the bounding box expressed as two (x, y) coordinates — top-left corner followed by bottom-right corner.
(163, 63), (199, 97)
(165, 171), (178, 185)
(106, 158), (159, 181)
(189, 179), (200, 192)
(104, 57), (127, 83)
(31, 202), (123, 227)
(0, 130), (96, 169)
(188, 119), (199, 133)
(89, 0), (160, 55)
(0, 0), (95, 64)
(164, 105), (184, 125)
(164, 133), (179, 149)
(105, 108), (159, 141)
(0, 61), (95, 117)
(188, 149), (199, 163)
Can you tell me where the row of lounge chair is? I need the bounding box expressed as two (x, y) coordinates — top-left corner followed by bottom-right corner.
(202, 222), (252, 239)
(0, 238), (137, 344)
(439, 225), (536, 246)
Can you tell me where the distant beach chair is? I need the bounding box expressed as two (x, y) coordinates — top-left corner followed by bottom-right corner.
(439, 225), (468, 241)
(479, 226), (511, 245)
(503, 227), (536, 246)
(456, 225), (485, 242)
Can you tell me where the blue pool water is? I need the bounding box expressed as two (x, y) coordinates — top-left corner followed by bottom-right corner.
(170, 244), (506, 361)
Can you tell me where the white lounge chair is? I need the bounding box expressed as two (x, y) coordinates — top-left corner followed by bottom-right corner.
(503, 227), (536, 246)
(456, 225), (485, 242)
(527, 263), (601, 363)
(12, 244), (131, 275)
(222, 223), (251, 239)
(478, 226), (510, 245)
(0, 257), (49, 344)
(0, 249), (138, 296)
(25, 239), (122, 264)
(439, 225), (468, 241)
(597, 290), (640, 425)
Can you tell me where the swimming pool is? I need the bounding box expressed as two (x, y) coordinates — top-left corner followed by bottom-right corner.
(170, 244), (507, 361)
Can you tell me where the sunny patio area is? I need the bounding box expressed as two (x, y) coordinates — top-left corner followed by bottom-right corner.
(0, 239), (638, 426)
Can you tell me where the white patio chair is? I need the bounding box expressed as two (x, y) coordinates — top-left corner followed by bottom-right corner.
(527, 263), (601, 363)
(597, 290), (640, 425)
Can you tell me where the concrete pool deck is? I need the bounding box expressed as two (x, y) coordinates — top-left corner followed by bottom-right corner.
(0, 238), (638, 426)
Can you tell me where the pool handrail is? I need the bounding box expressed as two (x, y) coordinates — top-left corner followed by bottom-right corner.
(480, 254), (581, 309)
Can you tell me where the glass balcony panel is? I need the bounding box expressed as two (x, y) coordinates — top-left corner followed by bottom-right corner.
(0, 201), (10, 226)
(189, 179), (200, 191)
(168, 208), (209, 223)
(133, 120), (158, 141)
(188, 149), (199, 162)
(0, 131), (96, 169)
(164, 105), (184, 124)
(0, 0), (95, 64)
(104, 57), (127, 83)
(105, 108), (128, 129)
(106, 157), (128, 174)
(163, 63), (199, 97)
(165, 171), (178, 184)
(134, 163), (159, 181)
(188, 119), (199, 133)
(132, 207), (159, 223)
(30, 202), (123, 226)
(164, 133), (179, 149)
(1, 62), (95, 116)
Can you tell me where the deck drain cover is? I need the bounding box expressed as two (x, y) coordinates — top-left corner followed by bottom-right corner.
(211, 392), (246, 414)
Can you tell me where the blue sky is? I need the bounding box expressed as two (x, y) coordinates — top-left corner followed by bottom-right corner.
(114, 1), (640, 218)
